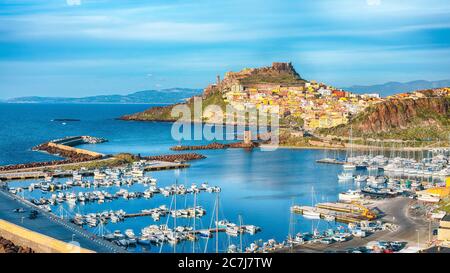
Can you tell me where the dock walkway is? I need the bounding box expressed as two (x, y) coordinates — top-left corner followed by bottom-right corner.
(0, 188), (124, 253)
(0, 160), (189, 181)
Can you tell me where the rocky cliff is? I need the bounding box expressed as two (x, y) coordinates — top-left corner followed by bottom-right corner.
(321, 88), (450, 140)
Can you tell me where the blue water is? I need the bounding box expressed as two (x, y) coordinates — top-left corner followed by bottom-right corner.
(1, 103), (358, 253)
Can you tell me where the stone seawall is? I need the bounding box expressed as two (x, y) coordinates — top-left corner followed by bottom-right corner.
(47, 142), (104, 158)
(0, 220), (94, 253)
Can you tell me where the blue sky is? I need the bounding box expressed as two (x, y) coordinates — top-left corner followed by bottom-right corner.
(1, 0), (450, 98)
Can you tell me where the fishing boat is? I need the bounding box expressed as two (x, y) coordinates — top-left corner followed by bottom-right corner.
(243, 225), (260, 234)
(131, 167), (144, 178)
(93, 171), (106, 181)
(338, 172), (354, 181)
(354, 175), (368, 183)
(125, 229), (136, 239)
(339, 190), (363, 202)
(137, 237), (151, 245)
(73, 172), (82, 181)
(113, 230), (125, 239)
(366, 166), (379, 172)
(225, 226), (239, 237)
(199, 230), (212, 238)
(216, 220), (231, 229)
(227, 244), (238, 253)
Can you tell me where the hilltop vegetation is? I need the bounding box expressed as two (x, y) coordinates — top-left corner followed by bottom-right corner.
(121, 92), (227, 122)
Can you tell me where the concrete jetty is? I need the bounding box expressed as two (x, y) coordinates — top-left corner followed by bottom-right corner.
(0, 160), (189, 181)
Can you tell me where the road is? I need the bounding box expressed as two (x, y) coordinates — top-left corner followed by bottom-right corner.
(0, 189), (124, 253)
(284, 197), (433, 253)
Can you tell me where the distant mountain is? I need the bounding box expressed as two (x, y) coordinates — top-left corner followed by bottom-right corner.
(343, 80), (450, 97)
(4, 88), (202, 104)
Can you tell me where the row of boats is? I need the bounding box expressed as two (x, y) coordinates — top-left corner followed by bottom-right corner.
(100, 219), (262, 248)
(341, 153), (450, 178)
(19, 181), (221, 209)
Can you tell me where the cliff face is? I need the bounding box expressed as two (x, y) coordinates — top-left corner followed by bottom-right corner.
(356, 97), (448, 132)
(323, 88), (450, 140)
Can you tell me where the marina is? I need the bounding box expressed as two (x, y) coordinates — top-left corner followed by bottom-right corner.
(0, 104), (448, 253)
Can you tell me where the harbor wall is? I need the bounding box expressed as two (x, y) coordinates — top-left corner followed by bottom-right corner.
(0, 220), (94, 253)
(47, 142), (104, 158)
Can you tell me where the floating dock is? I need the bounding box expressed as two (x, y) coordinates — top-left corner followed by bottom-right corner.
(316, 158), (346, 165)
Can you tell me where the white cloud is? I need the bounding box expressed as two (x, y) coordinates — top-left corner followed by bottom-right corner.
(366, 0), (381, 6)
(66, 0), (81, 6)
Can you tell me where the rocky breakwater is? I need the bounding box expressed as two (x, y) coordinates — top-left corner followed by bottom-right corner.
(170, 141), (259, 151)
(33, 143), (102, 161)
(0, 158), (96, 172)
(0, 236), (34, 253)
(142, 153), (206, 162)
(0, 137), (106, 172)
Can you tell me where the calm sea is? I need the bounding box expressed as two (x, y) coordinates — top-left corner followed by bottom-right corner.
(1, 103), (360, 253)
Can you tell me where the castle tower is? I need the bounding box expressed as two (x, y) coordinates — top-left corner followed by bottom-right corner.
(243, 130), (252, 144)
(216, 75), (221, 93)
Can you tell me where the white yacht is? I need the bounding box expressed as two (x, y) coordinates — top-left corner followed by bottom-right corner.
(302, 210), (321, 219)
(343, 164), (356, 171)
(354, 175), (368, 183)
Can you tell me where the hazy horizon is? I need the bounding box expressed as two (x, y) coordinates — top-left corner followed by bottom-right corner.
(1, 0), (450, 99)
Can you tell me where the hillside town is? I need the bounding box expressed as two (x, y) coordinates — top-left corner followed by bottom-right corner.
(203, 62), (450, 134)
(204, 62), (382, 130)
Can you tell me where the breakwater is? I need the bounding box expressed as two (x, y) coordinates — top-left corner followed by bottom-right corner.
(0, 219), (94, 253)
(0, 136), (108, 172)
(0, 235), (34, 253)
(0, 157), (100, 172)
(170, 141), (259, 151)
(33, 136), (106, 160)
(142, 153), (206, 162)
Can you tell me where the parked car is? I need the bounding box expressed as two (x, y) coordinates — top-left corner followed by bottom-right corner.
(28, 210), (39, 219)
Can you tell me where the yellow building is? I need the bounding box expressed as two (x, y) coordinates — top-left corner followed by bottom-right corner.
(438, 215), (450, 243)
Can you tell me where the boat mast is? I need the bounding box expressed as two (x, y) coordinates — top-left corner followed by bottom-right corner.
(174, 178), (177, 254)
(239, 214), (243, 253)
(216, 191), (219, 254)
(288, 198), (294, 253)
(192, 191), (197, 253)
